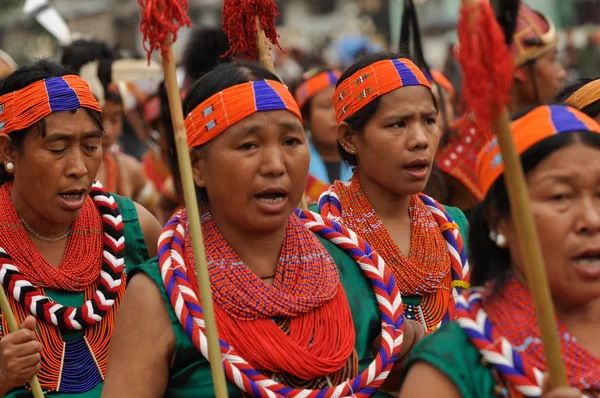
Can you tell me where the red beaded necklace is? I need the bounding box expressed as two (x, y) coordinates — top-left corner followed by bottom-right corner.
(181, 206), (356, 379)
(329, 173), (453, 331)
(0, 182), (103, 291)
(484, 278), (600, 395)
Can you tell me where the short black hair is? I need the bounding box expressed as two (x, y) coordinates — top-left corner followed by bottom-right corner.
(61, 38), (117, 75)
(0, 59), (103, 184)
(336, 51), (438, 166)
(183, 28), (232, 83)
(555, 77), (600, 119)
(469, 127), (600, 288)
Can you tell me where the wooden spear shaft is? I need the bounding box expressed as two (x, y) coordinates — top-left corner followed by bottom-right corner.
(255, 16), (309, 210)
(0, 286), (44, 398)
(161, 44), (229, 397)
(461, 0), (568, 388)
(492, 111), (568, 388)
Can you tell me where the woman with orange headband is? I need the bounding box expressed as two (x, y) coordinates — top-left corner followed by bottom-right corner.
(400, 105), (600, 398)
(557, 78), (600, 123)
(315, 52), (470, 336)
(294, 68), (352, 204)
(102, 61), (423, 397)
(0, 60), (161, 397)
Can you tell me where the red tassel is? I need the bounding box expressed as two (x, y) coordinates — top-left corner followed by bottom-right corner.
(457, 1), (513, 133)
(222, 0), (283, 60)
(139, 0), (191, 62)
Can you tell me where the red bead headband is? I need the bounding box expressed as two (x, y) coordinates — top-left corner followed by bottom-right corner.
(0, 75), (101, 135)
(294, 70), (341, 110)
(185, 80), (302, 148)
(333, 58), (431, 123)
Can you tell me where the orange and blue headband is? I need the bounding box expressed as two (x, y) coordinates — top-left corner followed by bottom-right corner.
(477, 105), (600, 196)
(0, 75), (101, 135)
(294, 70), (341, 110)
(333, 58), (431, 123)
(185, 80), (302, 148)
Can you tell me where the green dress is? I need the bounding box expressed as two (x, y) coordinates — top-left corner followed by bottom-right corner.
(131, 235), (393, 397)
(2, 194), (149, 398)
(309, 204), (470, 326)
(401, 322), (499, 398)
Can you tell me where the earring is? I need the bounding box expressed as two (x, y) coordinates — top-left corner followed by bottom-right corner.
(496, 233), (507, 248)
(488, 231), (497, 242)
(5, 162), (14, 172)
(349, 148), (356, 154)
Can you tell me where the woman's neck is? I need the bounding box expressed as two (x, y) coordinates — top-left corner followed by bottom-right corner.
(313, 140), (340, 163)
(357, 168), (412, 222)
(209, 208), (288, 279)
(11, 186), (72, 238)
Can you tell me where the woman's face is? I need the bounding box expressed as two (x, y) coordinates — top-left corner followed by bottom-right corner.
(500, 141), (600, 307)
(193, 109), (310, 235)
(307, 87), (338, 150)
(516, 48), (567, 106)
(101, 99), (123, 148)
(345, 85), (441, 196)
(2, 108), (103, 225)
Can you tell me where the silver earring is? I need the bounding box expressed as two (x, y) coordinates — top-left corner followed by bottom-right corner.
(496, 233), (507, 248)
(349, 148), (356, 154)
(5, 162), (14, 172)
(488, 231), (497, 242)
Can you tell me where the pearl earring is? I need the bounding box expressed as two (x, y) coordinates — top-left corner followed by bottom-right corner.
(496, 233), (507, 248)
(5, 162), (14, 172)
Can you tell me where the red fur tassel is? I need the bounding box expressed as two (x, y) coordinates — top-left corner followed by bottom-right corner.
(139, 0), (191, 62)
(457, 1), (513, 133)
(222, 0), (282, 60)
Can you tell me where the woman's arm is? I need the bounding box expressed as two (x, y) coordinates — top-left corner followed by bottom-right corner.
(134, 202), (163, 258)
(102, 273), (175, 397)
(398, 362), (462, 398)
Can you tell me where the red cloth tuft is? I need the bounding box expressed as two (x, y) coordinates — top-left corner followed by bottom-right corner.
(222, 0), (283, 60)
(457, 1), (513, 133)
(139, 0), (191, 62)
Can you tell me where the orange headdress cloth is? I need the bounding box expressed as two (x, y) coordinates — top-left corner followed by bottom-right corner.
(0, 75), (101, 135)
(510, 3), (557, 67)
(477, 105), (600, 196)
(294, 70), (341, 110)
(333, 58), (431, 123)
(185, 79), (302, 148)
(564, 79), (600, 112)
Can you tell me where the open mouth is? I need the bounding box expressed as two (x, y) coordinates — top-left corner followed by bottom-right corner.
(254, 189), (288, 205)
(404, 159), (430, 173)
(58, 189), (86, 202)
(572, 250), (600, 269)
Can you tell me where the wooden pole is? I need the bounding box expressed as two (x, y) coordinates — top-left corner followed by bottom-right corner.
(492, 111), (568, 388)
(162, 44), (229, 397)
(460, 0), (568, 389)
(0, 286), (44, 398)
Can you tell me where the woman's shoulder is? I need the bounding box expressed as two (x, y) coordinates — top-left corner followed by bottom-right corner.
(112, 193), (162, 259)
(402, 322), (496, 398)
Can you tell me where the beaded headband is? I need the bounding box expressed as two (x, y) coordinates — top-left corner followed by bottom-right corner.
(0, 75), (101, 135)
(564, 79), (600, 112)
(333, 58), (431, 123)
(477, 105), (600, 196)
(294, 70), (341, 110)
(185, 79), (302, 148)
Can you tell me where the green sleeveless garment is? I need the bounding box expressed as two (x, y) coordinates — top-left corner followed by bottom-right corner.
(309, 203), (470, 321)
(131, 235), (394, 397)
(2, 194), (149, 398)
(401, 322), (499, 397)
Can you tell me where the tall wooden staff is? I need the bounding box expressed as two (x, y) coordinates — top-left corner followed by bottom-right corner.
(458, 0), (568, 388)
(222, 0), (308, 209)
(138, 0), (229, 396)
(0, 288), (44, 397)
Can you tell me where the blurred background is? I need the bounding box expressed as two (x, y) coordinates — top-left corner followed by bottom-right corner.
(1, 0), (599, 82)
